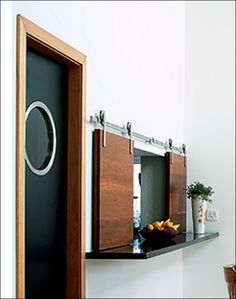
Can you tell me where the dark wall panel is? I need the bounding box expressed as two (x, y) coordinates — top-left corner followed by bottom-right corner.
(141, 156), (167, 227)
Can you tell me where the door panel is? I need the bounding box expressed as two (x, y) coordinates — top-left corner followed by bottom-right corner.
(93, 129), (134, 251)
(166, 152), (186, 232)
(26, 49), (67, 298)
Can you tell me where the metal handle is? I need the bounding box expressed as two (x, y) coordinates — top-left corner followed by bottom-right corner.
(25, 101), (57, 176)
(127, 121), (133, 154)
(182, 143), (187, 167)
(169, 138), (174, 164)
(100, 110), (106, 147)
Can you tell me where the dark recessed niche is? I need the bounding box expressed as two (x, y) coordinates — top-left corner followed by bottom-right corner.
(133, 147), (187, 233)
(133, 148), (168, 229)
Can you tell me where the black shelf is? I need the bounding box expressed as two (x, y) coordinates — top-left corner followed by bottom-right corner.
(86, 232), (219, 259)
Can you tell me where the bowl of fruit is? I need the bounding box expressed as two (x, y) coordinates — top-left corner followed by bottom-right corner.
(140, 219), (180, 242)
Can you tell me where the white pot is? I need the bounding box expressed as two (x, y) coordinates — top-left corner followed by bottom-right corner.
(192, 197), (207, 234)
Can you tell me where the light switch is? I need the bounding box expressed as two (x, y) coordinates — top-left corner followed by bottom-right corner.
(206, 209), (219, 221)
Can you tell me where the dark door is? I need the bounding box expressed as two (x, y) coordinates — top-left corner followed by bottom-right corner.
(26, 49), (67, 298)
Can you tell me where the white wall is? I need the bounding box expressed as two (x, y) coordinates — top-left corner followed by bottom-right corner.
(184, 2), (235, 298)
(1, 1), (186, 298)
(1, 1), (14, 298)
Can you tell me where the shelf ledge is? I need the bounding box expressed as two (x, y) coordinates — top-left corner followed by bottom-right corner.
(86, 232), (219, 260)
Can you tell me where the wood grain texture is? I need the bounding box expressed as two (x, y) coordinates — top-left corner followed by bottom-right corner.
(80, 60), (87, 299)
(66, 64), (86, 299)
(166, 152), (187, 232)
(93, 130), (134, 251)
(16, 15), (27, 299)
(223, 264), (236, 299)
(22, 16), (86, 65)
(16, 15), (86, 299)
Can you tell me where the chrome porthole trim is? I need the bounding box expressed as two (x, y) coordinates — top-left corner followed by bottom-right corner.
(25, 101), (57, 176)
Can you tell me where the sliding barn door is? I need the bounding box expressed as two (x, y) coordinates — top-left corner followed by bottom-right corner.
(26, 49), (67, 298)
(166, 152), (187, 232)
(93, 129), (134, 250)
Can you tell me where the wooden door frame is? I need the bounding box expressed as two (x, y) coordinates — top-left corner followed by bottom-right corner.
(16, 15), (86, 298)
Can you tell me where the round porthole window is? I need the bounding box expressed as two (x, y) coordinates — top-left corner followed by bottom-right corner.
(25, 101), (57, 176)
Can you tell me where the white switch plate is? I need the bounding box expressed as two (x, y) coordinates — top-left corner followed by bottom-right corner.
(206, 209), (219, 221)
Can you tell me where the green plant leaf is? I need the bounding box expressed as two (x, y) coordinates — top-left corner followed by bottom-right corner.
(186, 181), (214, 202)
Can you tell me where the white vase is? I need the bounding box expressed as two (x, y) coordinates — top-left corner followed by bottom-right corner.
(192, 196), (207, 234)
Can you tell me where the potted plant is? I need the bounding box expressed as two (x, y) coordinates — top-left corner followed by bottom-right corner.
(187, 181), (214, 234)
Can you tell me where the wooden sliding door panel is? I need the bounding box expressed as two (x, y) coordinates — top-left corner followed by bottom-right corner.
(166, 152), (186, 232)
(93, 130), (133, 251)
